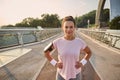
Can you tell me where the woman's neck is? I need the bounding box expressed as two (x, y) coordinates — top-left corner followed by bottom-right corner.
(64, 35), (75, 40)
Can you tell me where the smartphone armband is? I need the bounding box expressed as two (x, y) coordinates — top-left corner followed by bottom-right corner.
(44, 42), (53, 52)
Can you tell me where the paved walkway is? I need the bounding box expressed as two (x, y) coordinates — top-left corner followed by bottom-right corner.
(0, 48), (31, 67)
(0, 33), (62, 80)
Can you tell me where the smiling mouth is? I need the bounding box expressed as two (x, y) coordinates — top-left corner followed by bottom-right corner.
(67, 32), (72, 34)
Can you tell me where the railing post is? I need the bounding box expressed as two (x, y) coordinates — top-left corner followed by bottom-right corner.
(17, 32), (24, 47)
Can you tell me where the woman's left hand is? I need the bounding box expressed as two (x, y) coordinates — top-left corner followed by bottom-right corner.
(56, 62), (63, 69)
(75, 61), (82, 69)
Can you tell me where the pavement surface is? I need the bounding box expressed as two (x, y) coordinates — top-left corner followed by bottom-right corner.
(0, 48), (31, 67)
(0, 33), (62, 80)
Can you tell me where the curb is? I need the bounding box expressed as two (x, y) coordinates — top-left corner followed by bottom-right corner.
(32, 59), (47, 80)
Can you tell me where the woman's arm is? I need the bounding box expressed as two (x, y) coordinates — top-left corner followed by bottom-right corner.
(44, 43), (54, 61)
(44, 43), (63, 68)
(83, 46), (92, 61)
(44, 43), (58, 66)
(75, 46), (92, 69)
(80, 46), (92, 66)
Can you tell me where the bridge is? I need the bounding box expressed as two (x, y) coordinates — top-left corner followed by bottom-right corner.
(0, 0), (120, 80)
(0, 28), (120, 80)
(95, 0), (120, 28)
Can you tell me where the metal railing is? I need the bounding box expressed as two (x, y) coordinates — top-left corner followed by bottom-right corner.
(79, 29), (120, 49)
(0, 28), (62, 49)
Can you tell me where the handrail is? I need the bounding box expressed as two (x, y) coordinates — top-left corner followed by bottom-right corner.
(79, 29), (120, 49)
(0, 28), (62, 49)
(0, 28), (59, 31)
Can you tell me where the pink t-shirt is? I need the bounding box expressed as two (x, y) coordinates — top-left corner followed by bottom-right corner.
(53, 37), (87, 80)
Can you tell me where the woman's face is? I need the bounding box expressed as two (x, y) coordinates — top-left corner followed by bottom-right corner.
(62, 21), (75, 37)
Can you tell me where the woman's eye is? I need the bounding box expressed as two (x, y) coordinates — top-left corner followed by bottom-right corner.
(70, 26), (73, 28)
(65, 26), (74, 29)
(65, 26), (68, 29)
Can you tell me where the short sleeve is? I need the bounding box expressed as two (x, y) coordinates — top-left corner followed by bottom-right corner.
(80, 39), (87, 50)
(52, 39), (57, 49)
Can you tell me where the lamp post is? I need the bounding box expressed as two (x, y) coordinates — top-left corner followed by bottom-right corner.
(87, 19), (90, 28)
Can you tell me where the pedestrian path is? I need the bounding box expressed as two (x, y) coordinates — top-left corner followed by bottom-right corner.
(0, 48), (31, 67)
(0, 33), (62, 80)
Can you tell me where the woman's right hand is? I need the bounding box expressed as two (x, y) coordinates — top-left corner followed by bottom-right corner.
(56, 62), (63, 69)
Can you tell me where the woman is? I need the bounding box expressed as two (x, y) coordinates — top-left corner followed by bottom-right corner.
(44, 16), (92, 80)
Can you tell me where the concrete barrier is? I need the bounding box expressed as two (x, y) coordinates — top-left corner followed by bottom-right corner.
(79, 29), (120, 49)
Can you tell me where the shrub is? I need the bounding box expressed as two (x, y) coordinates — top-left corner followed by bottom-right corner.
(109, 16), (120, 29)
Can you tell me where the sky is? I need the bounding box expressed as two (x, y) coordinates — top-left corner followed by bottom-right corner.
(0, 0), (110, 26)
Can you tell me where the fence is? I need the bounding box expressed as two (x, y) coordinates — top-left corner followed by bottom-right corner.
(79, 29), (120, 49)
(0, 28), (62, 49)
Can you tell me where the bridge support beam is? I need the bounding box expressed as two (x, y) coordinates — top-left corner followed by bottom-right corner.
(95, 0), (106, 28)
(96, 0), (120, 28)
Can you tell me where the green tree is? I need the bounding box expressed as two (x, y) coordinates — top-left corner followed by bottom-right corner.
(22, 17), (34, 27)
(15, 17), (41, 28)
(102, 8), (109, 22)
(76, 8), (109, 28)
(28, 18), (41, 28)
(15, 17), (34, 27)
(76, 10), (96, 28)
(41, 14), (60, 28)
(1, 24), (14, 29)
(109, 16), (120, 29)
(15, 23), (24, 27)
